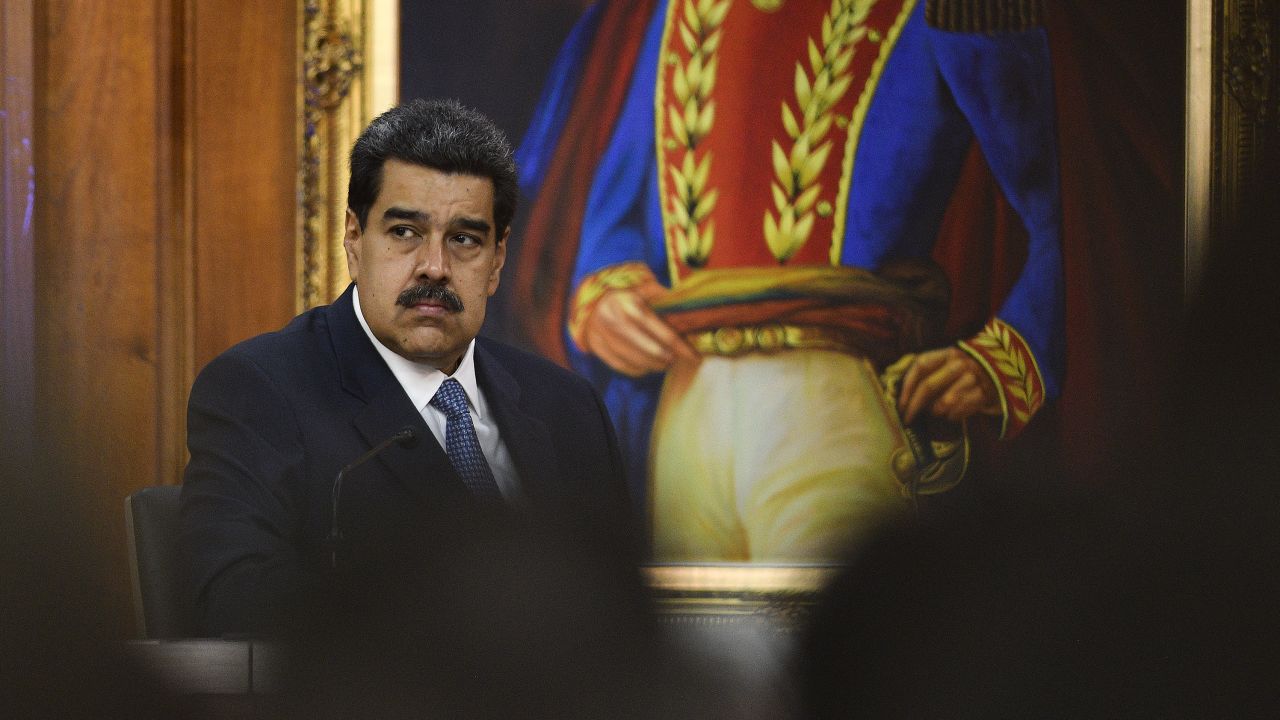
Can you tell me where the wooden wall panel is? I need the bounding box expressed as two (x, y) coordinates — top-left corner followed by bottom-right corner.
(190, 2), (298, 374)
(33, 0), (167, 633)
(154, 0), (191, 491)
(20, 0), (300, 636)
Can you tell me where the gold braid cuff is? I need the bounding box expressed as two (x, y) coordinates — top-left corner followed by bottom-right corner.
(925, 0), (1045, 33)
(568, 262), (659, 352)
(956, 318), (1046, 439)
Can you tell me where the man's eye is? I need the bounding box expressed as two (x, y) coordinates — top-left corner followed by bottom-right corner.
(452, 234), (481, 246)
(391, 226), (418, 239)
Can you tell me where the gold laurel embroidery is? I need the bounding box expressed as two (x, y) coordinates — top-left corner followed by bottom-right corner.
(970, 321), (1042, 423)
(764, 0), (877, 263)
(568, 263), (658, 351)
(666, 0), (730, 268)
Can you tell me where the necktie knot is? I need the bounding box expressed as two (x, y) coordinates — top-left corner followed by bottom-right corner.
(430, 378), (471, 419)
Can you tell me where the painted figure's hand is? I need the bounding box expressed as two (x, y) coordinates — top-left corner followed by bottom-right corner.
(899, 346), (1001, 424)
(581, 286), (698, 377)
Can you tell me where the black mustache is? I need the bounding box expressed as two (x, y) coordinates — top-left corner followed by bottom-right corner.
(396, 283), (464, 312)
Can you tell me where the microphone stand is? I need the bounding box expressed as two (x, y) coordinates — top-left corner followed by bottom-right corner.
(330, 426), (418, 568)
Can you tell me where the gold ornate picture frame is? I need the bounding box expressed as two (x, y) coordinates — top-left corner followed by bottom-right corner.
(295, 1), (1277, 610)
(298, 0), (398, 311)
(642, 565), (837, 627)
(1186, 0), (1277, 298)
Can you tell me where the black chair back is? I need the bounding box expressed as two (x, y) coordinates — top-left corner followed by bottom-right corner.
(125, 485), (194, 638)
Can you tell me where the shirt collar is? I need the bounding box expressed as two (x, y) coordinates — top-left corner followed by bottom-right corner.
(352, 284), (483, 416)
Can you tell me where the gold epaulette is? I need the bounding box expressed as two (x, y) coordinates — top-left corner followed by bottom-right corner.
(925, 0), (1045, 34)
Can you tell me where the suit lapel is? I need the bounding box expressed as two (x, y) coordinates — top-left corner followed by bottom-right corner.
(328, 286), (469, 506)
(474, 340), (560, 504)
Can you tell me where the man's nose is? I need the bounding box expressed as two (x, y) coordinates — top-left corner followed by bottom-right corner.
(413, 238), (450, 281)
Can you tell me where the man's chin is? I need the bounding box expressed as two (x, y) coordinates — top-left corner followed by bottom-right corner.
(394, 339), (466, 372)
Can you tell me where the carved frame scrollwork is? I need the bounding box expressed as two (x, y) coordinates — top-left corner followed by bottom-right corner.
(1187, 0), (1278, 299)
(298, 0), (398, 311)
(1218, 0), (1276, 218)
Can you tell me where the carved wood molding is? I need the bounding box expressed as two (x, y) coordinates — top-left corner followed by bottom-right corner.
(1214, 0), (1277, 233)
(298, 0), (397, 310)
(1226, 2), (1273, 118)
(1188, 0), (1278, 299)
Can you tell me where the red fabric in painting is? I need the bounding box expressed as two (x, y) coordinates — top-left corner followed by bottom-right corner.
(935, 1), (1182, 487)
(508, 0), (659, 365)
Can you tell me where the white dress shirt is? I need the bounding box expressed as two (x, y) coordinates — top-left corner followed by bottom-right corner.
(352, 285), (521, 501)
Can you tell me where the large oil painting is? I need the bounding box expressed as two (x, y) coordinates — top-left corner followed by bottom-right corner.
(317, 0), (1187, 569)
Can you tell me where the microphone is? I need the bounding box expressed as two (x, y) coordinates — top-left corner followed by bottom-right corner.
(330, 426), (419, 568)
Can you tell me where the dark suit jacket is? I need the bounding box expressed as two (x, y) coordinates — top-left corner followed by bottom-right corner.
(179, 285), (631, 637)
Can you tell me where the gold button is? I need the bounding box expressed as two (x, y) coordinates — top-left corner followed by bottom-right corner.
(712, 327), (744, 355)
(756, 324), (785, 352)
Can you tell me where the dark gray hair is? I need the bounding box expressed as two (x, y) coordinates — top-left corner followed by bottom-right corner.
(347, 98), (517, 237)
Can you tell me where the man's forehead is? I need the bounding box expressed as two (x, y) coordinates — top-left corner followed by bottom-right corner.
(374, 160), (496, 221)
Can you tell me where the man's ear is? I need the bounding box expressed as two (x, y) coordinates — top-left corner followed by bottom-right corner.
(343, 209), (362, 282)
(487, 227), (509, 296)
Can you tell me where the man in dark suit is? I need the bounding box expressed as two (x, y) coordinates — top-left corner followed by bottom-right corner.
(179, 99), (632, 637)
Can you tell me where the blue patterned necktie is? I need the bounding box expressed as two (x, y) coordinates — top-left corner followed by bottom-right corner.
(430, 378), (503, 502)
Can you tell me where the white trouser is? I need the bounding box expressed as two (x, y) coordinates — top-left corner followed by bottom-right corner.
(650, 350), (910, 563)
